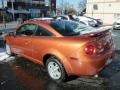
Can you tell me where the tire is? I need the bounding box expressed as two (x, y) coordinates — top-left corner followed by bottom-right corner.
(46, 56), (66, 83)
(5, 44), (13, 56)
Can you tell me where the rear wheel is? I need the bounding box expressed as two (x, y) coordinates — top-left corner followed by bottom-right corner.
(46, 56), (66, 83)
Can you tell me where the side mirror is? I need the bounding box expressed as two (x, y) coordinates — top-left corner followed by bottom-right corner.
(8, 32), (16, 37)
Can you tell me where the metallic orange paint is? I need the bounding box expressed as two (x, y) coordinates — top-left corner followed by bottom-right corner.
(5, 21), (115, 77)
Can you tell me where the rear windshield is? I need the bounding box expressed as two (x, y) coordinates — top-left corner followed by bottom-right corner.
(50, 20), (94, 36)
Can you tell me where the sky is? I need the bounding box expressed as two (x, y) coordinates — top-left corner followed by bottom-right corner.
(0, 0), (86, 10)
(0, 0), (7, 8)
(56, 0), (86, 9)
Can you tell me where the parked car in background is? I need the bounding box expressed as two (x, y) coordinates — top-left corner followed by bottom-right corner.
(54, 15), (103, 27)
(86, 16), (103, 26)
(95, 19), (103, 26)
(5, 20), (115, 82)
(31, 17), (54, 21)
(76, 16), (103, 27)
(25, 17), (54, 23)
(53, 15), (70, 20)
(0, 32), (4, 46)
(113, 18), (120, 30)
(53, 15), (77, 21)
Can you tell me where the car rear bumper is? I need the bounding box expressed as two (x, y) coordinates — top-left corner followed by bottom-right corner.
(68, 48), (115, 76)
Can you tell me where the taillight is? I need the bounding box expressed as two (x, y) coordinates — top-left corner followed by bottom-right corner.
(85, 45), (96, 55)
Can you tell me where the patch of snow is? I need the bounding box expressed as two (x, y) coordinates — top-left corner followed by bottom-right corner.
(0, 48), (12, 62)
(4, 56), (15, 62)
(0, 54), (10, 61)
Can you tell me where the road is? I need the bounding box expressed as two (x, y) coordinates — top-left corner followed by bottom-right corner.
(112, 30), (120, 50)
(0, 29), (120, 90)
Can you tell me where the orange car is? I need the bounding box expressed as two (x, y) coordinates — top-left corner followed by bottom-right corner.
(5, 20), (115, 82)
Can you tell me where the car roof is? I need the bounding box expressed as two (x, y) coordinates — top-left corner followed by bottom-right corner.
(23, 20), (51, 26)
(23, 20), (77, 27)
(32, 17), (54, 21)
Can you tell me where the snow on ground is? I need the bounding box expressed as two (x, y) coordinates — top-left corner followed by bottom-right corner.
(0, 48), (14, 62)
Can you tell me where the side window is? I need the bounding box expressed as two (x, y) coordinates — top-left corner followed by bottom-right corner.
(35, 26), (53, 36)
(51, 21), (65, 35)
(16, 24), (37, 36)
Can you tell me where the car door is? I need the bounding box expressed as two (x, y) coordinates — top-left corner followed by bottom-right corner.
(32, 25), (54, 63)
(10, 25), (28, 55)
(13, 24), (37, 57)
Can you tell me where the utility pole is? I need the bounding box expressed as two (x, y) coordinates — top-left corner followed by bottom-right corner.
(62, 0), (64, 14)
(11, 0), (15, 21)
(92, 0), (93, 17)
(50, 0), (52, 16)
(1, 0), (6, 28)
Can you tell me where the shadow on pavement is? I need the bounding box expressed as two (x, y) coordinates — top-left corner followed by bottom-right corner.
(0, 56), (119, 90)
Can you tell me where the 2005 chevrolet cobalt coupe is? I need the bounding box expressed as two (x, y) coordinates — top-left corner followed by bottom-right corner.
(5, 20), (115, 82)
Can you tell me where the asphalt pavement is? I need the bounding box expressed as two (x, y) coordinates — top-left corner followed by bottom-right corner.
(0, 29), (120, 90)
(112, 30), (120, 50)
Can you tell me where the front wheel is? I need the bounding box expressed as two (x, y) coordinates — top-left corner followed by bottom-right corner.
(5, 44), (13, 56)
(46, 56), (66, 83)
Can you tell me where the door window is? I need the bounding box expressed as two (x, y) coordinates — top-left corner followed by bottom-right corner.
(35, 26), (53, 36)
(16, 24), (37, 36)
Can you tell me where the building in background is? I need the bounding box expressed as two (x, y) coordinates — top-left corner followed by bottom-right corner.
(86, 0), (120, 24)
(0, 0), (56, 22)
(0, 0), (7, 23)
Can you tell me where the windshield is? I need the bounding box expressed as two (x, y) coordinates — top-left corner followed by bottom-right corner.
(50, 20), (94, 36)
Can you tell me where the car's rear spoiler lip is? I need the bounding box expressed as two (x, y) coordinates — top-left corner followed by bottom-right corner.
(80, 26), (112, 37)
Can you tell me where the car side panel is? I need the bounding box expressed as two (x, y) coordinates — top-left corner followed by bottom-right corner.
(22, 36), (33, 57)
(31, 36), (90, 75)
(6, 36), (25, 55)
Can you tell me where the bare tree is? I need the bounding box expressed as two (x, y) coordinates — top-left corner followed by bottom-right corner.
(57, 1), (77, 15)
(66, 7), (77, 15)
(77, 0), (87, 15)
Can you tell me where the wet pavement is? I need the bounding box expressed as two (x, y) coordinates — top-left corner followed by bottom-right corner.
(0, 30), (120, 90)
(0, 49), (120, 90)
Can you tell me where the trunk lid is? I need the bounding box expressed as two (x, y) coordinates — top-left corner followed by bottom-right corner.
(81, 26), (113, 54)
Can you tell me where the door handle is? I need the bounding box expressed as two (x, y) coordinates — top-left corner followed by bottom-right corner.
(26, 41), (31, 43)
(25, 41), (31, 44)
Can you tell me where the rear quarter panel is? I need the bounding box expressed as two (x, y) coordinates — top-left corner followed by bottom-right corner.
(32, 36), (93, 75)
